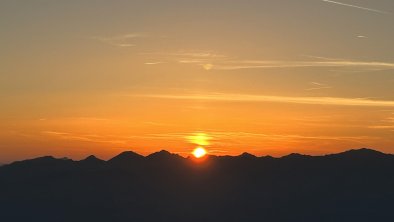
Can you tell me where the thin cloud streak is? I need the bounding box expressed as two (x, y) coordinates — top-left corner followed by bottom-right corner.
(42, 131), (128, 145)
(142, 51), (228, 58)
(368, 125), (394, 129)
(306, 82), (332, 91)
(141, 51), (229, 67)
(143, 131), (377, 145)
(211, 60), (394, 71)
(368, 116), (394, 130)
(92, 33), (146, 47)
(138, 93), (394, 107)
(322, 0), (388, 14)
(144, 62), (165, 65)
(140, 51), (394, 72)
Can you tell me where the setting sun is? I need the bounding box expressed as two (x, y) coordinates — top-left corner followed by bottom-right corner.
(192, 147), (207, 158)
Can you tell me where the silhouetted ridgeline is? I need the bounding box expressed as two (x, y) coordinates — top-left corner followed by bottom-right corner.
(1, 148), (394, 222)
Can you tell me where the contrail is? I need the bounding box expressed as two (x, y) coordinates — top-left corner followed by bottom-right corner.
(322, 0), (388, 14)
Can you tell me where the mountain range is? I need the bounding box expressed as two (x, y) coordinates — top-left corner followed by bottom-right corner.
(1, 148), (393, 222)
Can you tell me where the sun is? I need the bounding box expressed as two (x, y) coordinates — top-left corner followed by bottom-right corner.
(192, 147), (207, 158)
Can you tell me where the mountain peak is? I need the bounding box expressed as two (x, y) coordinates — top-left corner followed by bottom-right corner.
(81, 155), (104, 163)
(157, 150), (171, 155)
(147, 150), (183, 160)
(109, 151), (144, 162)
(85, 155), (99, 160)
(79, 155), (105, 167)
(13, 156), (57, 165)
(238, 152), (257, 158)
(335, 148), (386, 158)
(282, 153), (311, 159)
(148, 150), (170, 157)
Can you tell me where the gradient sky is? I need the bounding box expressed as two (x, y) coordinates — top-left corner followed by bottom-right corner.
(1, 0), (394, 163)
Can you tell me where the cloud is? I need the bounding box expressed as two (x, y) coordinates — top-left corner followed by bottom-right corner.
(368, 125), (394, 129)
(144, 62), (165, 65)
(205, 131), (376, 143)
(186, 132), (213, 146)
(92, 33), (146, 47)
(209, 60), (394, 71)
(142, 51), (228, 59)
(141, 51), (394, 72)
(139, 131), (377, 146)
(321, 0), (388, 14)
(306, 82), (332, 91)
(166, 52), (227, 58)
(137, 93), (394, 107)
(42, 131), (127, 144)
(141, 51), (229, 70)
(202, 64), (214, 70)
(368, 116), (394, 130)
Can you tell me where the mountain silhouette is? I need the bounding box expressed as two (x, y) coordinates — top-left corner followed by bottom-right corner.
(81, 155), (105, 163)
(78, 155), (106, 169)
(330, 148), (387, 159)
(0, 148), (393, 222)
(147, 149), (183, 161)
(107, 150), (144, 168)
(238, 152), (257, 159)
(109, 150), (144, 162)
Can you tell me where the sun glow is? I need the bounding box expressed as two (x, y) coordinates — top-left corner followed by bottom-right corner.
(192, 147), (207, 158)
(186, 133), (212, 146)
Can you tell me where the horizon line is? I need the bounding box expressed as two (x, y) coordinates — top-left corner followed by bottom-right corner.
(2, 147), (389, 165)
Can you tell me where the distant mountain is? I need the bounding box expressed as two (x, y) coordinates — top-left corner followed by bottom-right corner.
(281, 153), (312, 161)
(1, 156), (74, 172)
(78, 155), (106, 169)
(330, 148), (387, 158)
(107, 151), (144, 168)
(238, 152), (257, 159)
(146, 149), (183, 160)
(80, 155), (104, 163)
(0, 148), (393, 222)
(109, 151), (144, 162)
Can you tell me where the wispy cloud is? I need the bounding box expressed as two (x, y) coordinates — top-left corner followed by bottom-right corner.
(186, 132), (213, 146)
(141, 51), (229, 69)
(206, 131), (376, 143)
(142, 51), (228, 59)
(306, 82), (332, 91)
(37, 117), (110, 122)
(368, 125), (394, 129)
(141, 51), (394, 72)
(209, 60), (394, 71)
(92, 33), (146, 47)
(139, 49), (394, 72)
(368, 116), (394, 130)
(322, 0), (389, 14)
(42, 131), (127, 145)
(144, 62), (165, 65)
(142, 131), (377, 146)
(137, 93), (394, 107)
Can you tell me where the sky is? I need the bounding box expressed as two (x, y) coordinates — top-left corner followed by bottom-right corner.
(1, 0), (394, 163)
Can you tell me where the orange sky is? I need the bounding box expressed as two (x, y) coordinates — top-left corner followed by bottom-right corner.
(1, 0), (394, 163)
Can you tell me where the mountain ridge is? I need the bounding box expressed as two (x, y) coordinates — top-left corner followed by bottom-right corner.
(1, 148), (394, 222)
(1, 148), (390, 167)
